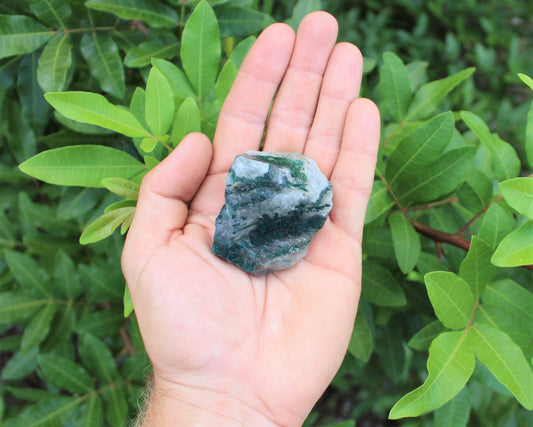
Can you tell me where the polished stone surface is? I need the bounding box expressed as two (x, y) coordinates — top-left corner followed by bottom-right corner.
(212, 151), (333, 275)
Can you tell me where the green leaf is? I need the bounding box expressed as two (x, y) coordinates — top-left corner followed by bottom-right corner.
(2, 397), (78, 427)
(389, 330), (475, 419)
(478, 203), (514, 249)
(525, 100), (533, 169)
(79, 333), (120, 385)
(180, 1), (221, 99)
(388, 211), (421, 274)
(41, 303), (75, 352)
(170, 97), (202, 146)
(397, 146), (475, 204)
(518, 73), (533, 91)
(20, 145), (146, 187)
(80, 206), (135, 244)
(44, 92), (150, 137)
(376, 321), (405, 383)
(229, 36), (255, 68)
(456, 167), (493, 210)
(124, 39), (178, 68)
(124, 285), (133, 317)
(472, 324), (533, 409)
(491, 221), (533, 267)
(104, 199), (137, 213)
(362, 261), (406, 307)
(460, 111), (520, 181)
(19, 192), (78, 234)
(80, 264), (123, 302)
(145, 67), (174, 136)
(1, 347), (39, 381)
(101, 385), (128, 427)
(217, 6), (273, 37)
(424, 272), (475, 330)
(364, 180), (394, 224)
(4, 250), (52, 297)
(27, 0), (71, 28)
(286, 0), (322, 30)
(21, 303), (57, 352)
(75, 309), (124, 337)
(379, 52), (412, 122)
(215, 59), (238, 110)
(0, 292), (47, 325)
(386, 112), (454, 185)
(6, 386), (57, 402)
(81, 32), (125, 99)
(101, 177), (139, 200)
(434, 386), (472, 427)
(408, 320), (447, 351)
(482, 279), (533, 338)
(152, 58), (196, 108)
(54, 250), (82, 300)
(406, 60), (428, 91)
(406, 67), (475, 121)
(499, 178), (533, 219)
(36, 34), (73, 93)
(38, 354), (94, 394)
(73, 394), (103, 426)
(86, 0), (179, 28)
(0, 15), (53, 59)
(458, 236), (496, 299)
(348, 310), (373, 363)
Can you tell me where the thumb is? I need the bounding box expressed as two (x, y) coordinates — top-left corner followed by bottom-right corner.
(122, 133), (212, 286)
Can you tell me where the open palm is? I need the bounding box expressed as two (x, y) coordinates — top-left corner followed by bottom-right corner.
(122, 12), (380, 426)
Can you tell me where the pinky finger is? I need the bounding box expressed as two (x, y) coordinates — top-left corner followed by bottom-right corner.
(329, 98), (380, 241)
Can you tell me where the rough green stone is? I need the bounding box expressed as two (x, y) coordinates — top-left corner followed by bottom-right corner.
(212, 151), (333, 275)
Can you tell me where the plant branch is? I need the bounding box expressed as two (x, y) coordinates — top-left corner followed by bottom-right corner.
(412, 221), (533, 271)
(457, 195), (503, 235)
(120, 324), (137, 356)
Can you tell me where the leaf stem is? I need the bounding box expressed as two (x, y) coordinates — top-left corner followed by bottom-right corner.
(457, 195), (503, 235)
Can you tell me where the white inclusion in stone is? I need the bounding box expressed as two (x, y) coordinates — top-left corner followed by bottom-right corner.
(231, 155), (270, 179)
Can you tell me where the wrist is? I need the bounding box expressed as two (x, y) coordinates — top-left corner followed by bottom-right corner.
(140, 375), (286, 427)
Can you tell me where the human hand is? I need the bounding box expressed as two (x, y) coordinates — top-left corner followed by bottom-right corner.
(122, 11), (380, 427)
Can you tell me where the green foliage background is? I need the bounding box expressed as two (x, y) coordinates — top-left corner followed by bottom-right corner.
(1, 0), (532, 425)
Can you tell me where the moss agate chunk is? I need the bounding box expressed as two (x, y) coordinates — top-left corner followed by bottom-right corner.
(212, 151), (333, 275)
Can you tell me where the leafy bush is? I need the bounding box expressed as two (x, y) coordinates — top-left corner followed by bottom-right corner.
(1, 0), (532, 426)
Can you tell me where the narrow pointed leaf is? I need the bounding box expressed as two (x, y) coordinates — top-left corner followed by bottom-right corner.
(54, 250), (82, 300)
(217, 6), (273, 37)
(0, 292), (47, 325)
(2, 397), (78, 427)
(389, 330), (475, 419)
(80, 207), (135, 244)
(124, 39), (178, 68)
(364, 180), (394, 224)
(27, 0), (71, 28)
(81, 32), (124, 99)
(406, 67), (475, 120)
(215, 60), (238, 110)
(152, 58), (196, 107)
(388, 211), (421, 273)
(20, 145), (146, 187)
(2, 347), (39, 381)
(21, 303), (57, 352)
(456, 167), (493, 210)
(478, 203), (514, 249)
(79, 333), (120, 385)
(44, 92), (150, 137)
(101, 177), (139, 199)
(397, 146), (475, 203)
(74, 395), (103, 426)
(362, 261), (406, 307)
(424, 272), (475, 330)
(499, 178), (533, 219)
(472, 324), (533, 409)
(379, 52), (412, 122)
(408, 320), (447, 351)
(461, 111), (520, 180)
(434, 386), (472, 427)
(386, 112), (454, 185)
(145, 67), (174, 136)
(348, 310), (373, 362)
(38, 354), (94, 394)
(4, 250), (52, 297)
(102, 386), (128, 427)
(0, 15), (53, 59)
(17, 53), (49, 133)
(37, 34), (73, 93)
(525, 99), (533, 169)
(458, 236), (496, 299)
(86, 0), (179, 28)
(491, 221), (533, 267)
(180, 1), (221, 98)
(170, 97), (202, 146)
(518, 73), (533, 91)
